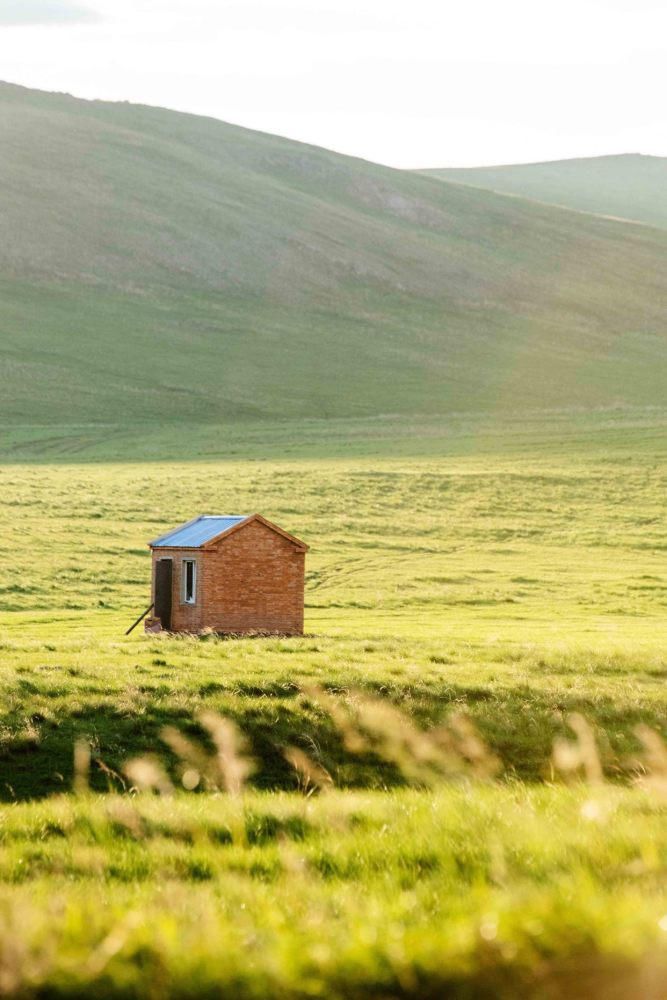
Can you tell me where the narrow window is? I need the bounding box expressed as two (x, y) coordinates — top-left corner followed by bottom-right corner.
(183, 560), (197, 604)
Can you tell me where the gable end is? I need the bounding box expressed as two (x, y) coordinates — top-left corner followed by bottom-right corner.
(203, 514), (309, 551)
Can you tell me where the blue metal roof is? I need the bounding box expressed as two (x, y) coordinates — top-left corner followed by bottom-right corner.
(150, 515), (248, 549)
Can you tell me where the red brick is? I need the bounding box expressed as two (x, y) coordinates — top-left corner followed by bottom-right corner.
(150, 516), (306, 636)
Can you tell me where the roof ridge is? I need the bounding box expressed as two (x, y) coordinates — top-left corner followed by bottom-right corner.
(149, 513), (250, 548)
(200, 514), (246, 518)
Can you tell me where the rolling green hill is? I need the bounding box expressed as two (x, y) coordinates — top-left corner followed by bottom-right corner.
(1, 82), (666, 425)
(422, 154), (667, 230)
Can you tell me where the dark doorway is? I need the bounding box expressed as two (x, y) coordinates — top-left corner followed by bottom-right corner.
(154, 559), (173, 630)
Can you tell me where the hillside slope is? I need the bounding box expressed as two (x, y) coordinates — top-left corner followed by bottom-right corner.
(422, 154), (667, 230)
(1, 83), (666, 424)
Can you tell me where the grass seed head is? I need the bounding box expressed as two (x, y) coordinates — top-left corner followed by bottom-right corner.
(123, 755), (174, 796)
(283, 746), (334, 794)
(199, 711), (255, 795)
(73, 740), (91, 795)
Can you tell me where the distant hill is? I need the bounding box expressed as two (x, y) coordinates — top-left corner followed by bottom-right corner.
(421, 154), (667, 230)
(1, 83), (666, 425)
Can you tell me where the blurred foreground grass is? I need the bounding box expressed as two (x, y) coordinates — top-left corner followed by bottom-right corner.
(0, 788), (666, 999)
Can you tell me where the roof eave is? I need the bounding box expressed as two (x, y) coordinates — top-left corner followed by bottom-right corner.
(149, 544), (205, 551)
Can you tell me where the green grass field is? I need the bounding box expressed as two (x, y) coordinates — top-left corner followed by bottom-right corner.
(1, 413), (667, 995)
(1, 788), (666, 999)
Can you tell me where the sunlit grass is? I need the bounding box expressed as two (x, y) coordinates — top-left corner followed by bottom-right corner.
(0, 788), (665, 998)
(1, 414), (667, 995)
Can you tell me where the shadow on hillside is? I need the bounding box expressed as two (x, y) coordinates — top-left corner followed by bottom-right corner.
(1, 688), (665, 802)
(0, 703), (404, 802)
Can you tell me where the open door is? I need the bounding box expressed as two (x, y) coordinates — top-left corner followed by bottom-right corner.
(154, 559), (173, 630)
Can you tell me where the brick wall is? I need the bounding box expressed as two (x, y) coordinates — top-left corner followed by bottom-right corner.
(150, 519), (305, 635)
(203, 520), (305, 635)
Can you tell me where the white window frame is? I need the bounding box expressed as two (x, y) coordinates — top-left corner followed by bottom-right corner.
(182, 559), (197, 605)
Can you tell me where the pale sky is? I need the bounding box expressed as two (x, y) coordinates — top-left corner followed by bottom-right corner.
(0, 0), (665, 168)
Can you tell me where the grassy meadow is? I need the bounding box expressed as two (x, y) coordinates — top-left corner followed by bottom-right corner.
(1, 411), (667, 996)
(2, 788), (667, 999)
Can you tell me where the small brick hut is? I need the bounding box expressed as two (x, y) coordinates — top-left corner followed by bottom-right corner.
(148, 514), (308, 635)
